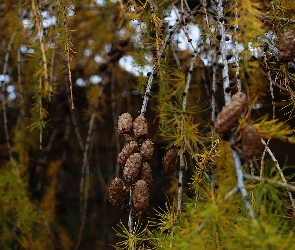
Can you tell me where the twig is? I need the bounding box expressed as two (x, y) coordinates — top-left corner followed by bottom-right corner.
(32, 0), (49, 94)
(244, 174), (295, 192)
(177, 46), (198, 216)
(111, 70), (122, 177)
(62, 116), (71, 162)
(233, 0), (241, 91)
(17, 45), (25, 119)
(140, 6), (200, 116)
(261, 139), (295, 211)
(230, 133), (258, 224)
(57, 1), (75, 110)
(1, 31), (15, 159)
(224, 186), (239, 201)
(75, 82), (105, 250)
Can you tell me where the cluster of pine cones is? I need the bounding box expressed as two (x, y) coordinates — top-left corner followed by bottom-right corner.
(214, 92), (263, 159)
(108, 113), (153, 212)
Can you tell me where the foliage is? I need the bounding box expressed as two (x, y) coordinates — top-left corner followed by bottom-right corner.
(1, 0), (295, 249)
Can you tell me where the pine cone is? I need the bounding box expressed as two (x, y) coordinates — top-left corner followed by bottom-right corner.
(139, 162), (153, 186)
(123, 153), (142, 183)
(108, 178), (125, 207)
(140, 139), (154, 161)
(132, 180), (149, 212)
(278, 32), (295, 62)
(214, 92), (248, 134)
(118, 113), (133, 135)
(242, 125), (263, 159)
(118, 141), (139, 166)
(163, 148), (177, 174)
(231, 92), (248, 110)
(133, 116), (148, 140)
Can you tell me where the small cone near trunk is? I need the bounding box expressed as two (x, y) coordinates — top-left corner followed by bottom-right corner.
(132, 180), (149, 212)
(242, 125), (263, 159)
(215, 92), (248, 134)
(231, 92), (248, 110)
(108, 178), (125, 207)
(163, 148), (177, 174)
(278, 32), (295, 62)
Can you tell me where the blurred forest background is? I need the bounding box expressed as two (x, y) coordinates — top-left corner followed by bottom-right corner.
(1, 0), (295, 249)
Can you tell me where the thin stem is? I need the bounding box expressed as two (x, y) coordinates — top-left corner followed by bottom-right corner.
(234, 0), (241, 91)
(32, 0), (49, 94)
(244, 174), (295, 192)
(177, 47), (198, 216)
(140, 6), (200, 117)
(230, 133), (258, 225)
(128, 189), (134, 233)
(261, 139), (295, 211)
(111, 70), (121, 177)
(224, 186), (239, 201)
(1, 31), (15, 159)
(75, 83), (105, 250)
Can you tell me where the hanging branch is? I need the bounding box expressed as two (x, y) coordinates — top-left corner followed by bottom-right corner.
(75, 81), (105, 250)
(140, 6), (200, 117)
(17, 47), (25, 119)
(31, 0), (49, 93)
(216, 0), (257, 224)
(260, 50), (276, 178)
(244, 174), (295, 192)
(1, 31), (15, 159)
(177, 48), (198, 216)
(56, 0), (75, 110)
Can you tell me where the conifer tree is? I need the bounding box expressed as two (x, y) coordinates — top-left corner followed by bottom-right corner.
(1, 0), (295, 249)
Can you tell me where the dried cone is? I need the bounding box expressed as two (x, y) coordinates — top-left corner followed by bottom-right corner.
(214, 92), (248, 134)
(108, 178), (125, 207)
(231, 92), (248, 110)
(140, 139), (154, 161)
(163, 148), (177, 174)
(133, 116), (148, 140)
(242, 125), (263, 159)
(118, 113), (133, 135)
(139, 162), (153, 186)
(278, 32), (295, 62)
(132, 180), (149, 212)
(118, 141), (139, 166)
(123, 153), (142, 183)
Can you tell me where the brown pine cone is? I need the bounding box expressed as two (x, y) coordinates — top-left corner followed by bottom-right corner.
(278, 32), (295, 62)
(118, 141), (139, 166)
(132, 180), (149, 212)
(242, 125), (263, 159)
(140, 139), (154, 161)
(163, 148), (177, 174)
(108, 178), (125, 207)
(214, 92), (248, 134)
(139, 162), (153, 186)
(123, 153), (142, 183)
(231, 92), (248, 110)
(133, 116), (148, 140)
(118, 113), (133, 135)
